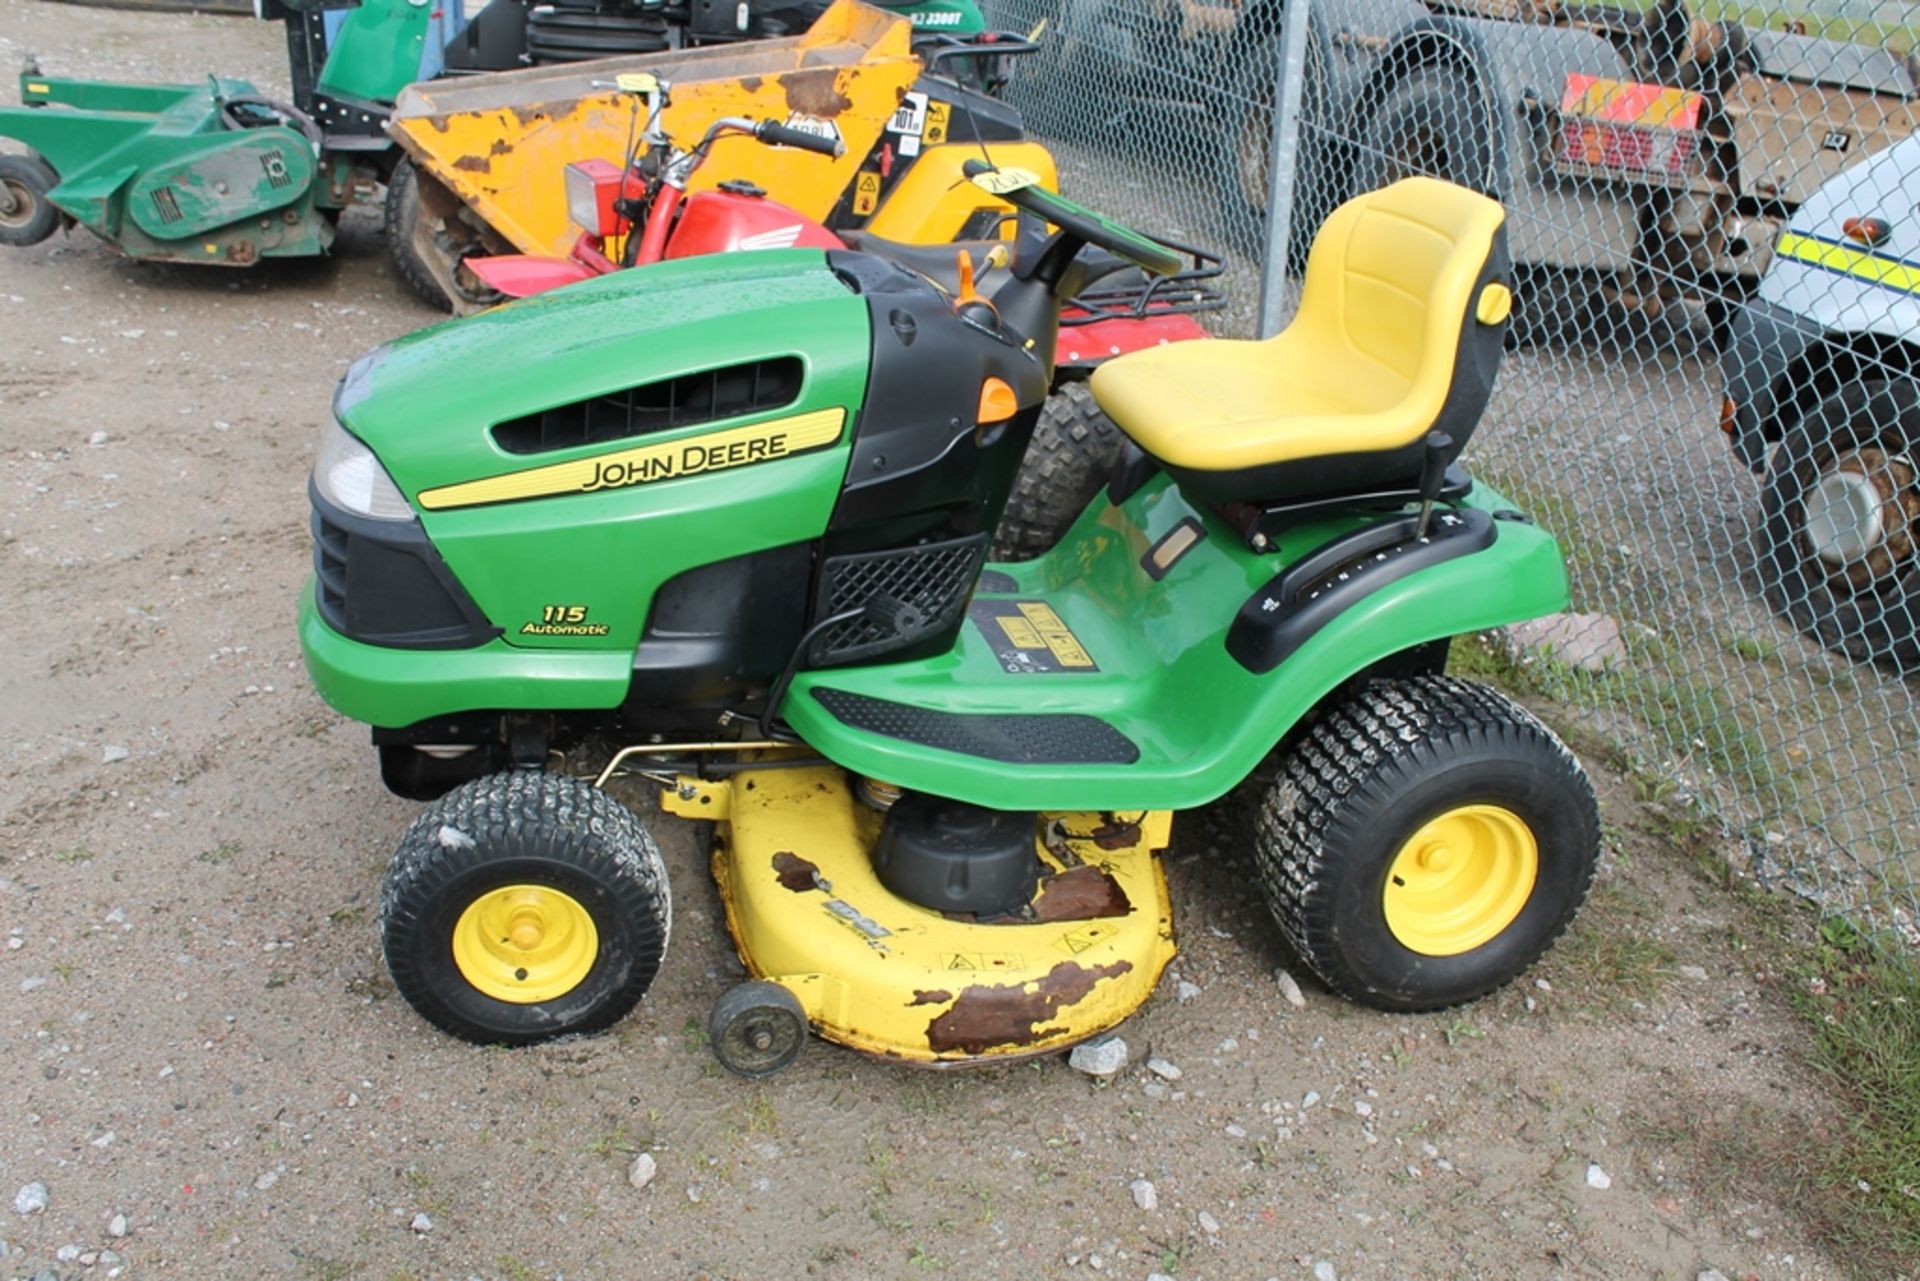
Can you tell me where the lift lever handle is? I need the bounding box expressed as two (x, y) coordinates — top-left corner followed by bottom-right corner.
(1415, 431), (1454, 540)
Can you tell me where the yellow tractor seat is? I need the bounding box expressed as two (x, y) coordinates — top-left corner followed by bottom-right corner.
(1089, 177), (1512, 505)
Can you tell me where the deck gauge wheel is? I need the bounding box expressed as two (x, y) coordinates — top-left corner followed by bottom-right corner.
(709, 981), (807, 1078)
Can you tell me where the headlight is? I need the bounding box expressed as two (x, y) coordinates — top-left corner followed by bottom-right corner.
(313, 419), (413, 521)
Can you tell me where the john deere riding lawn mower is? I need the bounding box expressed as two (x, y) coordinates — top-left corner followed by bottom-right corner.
(299, 168), (1599, 1073)
(0, 0), (1011, 280)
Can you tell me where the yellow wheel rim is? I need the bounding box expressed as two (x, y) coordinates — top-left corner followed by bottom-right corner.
(1382, 804), (1538, 957)
(452, 884), (598, 1004)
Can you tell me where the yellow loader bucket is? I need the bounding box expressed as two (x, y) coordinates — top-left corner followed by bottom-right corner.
(389, 0), (920, 258)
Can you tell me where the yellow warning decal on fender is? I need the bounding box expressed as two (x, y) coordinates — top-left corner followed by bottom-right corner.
(968, 598), (1098, 672)
(417, 408), (845, 511)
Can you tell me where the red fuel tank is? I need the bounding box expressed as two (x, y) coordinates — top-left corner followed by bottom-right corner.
(664, 188), (842, 260)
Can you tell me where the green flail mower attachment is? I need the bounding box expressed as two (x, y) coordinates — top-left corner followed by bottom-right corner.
(0, 66), (339, 264)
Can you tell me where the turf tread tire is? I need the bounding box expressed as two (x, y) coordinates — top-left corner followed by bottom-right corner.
(382, 771), (670, 1045)
(992, 382), (1125, 562)
(1254, 676), (1598, 1012)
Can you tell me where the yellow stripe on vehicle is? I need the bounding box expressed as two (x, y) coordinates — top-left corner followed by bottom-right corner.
(417, 408), (845, 511)
(1775, 232), (1920, 297)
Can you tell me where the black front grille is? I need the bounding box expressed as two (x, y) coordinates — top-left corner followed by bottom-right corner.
(309, 493), (496, 650)
(313, 512), (351, 620)
(810, 533), (987, 665)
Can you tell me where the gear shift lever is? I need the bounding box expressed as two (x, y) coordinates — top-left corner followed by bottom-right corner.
(1414, 431), (1453, 540)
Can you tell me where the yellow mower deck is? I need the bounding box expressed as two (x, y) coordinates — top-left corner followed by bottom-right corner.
(389, 0), (922, 258)
(666, 767), (1176, 1065)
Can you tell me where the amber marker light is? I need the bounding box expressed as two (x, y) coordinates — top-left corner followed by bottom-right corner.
(978, 377), (1019, 424)
(1841, 216), (1892, 248)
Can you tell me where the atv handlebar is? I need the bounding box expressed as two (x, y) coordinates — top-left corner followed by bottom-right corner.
(915, 32), (1043, 71)
(961, 160), (1184, 279)
(752, 120), (846, 159)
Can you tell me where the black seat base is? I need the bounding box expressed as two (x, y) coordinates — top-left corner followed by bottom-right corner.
(1216, 465), (1474, 550)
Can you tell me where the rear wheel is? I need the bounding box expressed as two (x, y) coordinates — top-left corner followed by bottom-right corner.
(1254, 676), (1598, 1011)
(1758, 379), (1920, 669)
(992, 382), (1125, 561)
(382, 771), (671, 1045)
(1352, 64), (1497, 197)
(0, 154), (60, 248)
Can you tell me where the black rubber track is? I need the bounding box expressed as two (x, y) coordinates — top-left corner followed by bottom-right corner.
(1254, 676), (1599, 1012)
(381, 771), (671, 1046)
(383, 158), (453, 312)
(992, 382), (1126, 562)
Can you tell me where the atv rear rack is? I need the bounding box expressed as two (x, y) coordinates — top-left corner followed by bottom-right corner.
(1063, 235), (1225, 327)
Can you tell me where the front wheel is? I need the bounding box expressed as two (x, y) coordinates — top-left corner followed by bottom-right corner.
(1254, 676), (1598, 1011)
(992, 382), (1125, 561)
(381, 771), (671, 1045)
(1758, 380), (1920, 669)
(0, 154), (60, 248)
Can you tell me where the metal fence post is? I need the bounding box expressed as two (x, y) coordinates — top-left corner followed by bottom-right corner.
(1256, 0), (1314, 339)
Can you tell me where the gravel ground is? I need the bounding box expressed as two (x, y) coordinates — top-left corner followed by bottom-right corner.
(0, 3), (1875, 1278)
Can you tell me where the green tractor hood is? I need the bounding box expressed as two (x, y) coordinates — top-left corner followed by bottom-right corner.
(317, 249), (875, 686)
(336, 249), (871, 500)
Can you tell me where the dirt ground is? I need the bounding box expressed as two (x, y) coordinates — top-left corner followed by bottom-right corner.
(0, 3), (1874, 1278)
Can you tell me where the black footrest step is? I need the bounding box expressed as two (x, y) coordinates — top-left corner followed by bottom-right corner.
(811, 688), (1139, 765)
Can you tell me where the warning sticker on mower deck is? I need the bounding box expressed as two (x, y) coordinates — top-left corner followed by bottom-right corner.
(968, 599), (1098, 673)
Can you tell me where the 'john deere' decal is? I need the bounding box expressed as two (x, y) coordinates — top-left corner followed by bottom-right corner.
(416, 408), (845, 511)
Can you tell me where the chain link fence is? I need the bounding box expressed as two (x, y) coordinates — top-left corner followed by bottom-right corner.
(992, 0), (1920, 949)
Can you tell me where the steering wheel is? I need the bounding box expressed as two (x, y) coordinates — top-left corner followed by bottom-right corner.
(963, 160), (1184, 278)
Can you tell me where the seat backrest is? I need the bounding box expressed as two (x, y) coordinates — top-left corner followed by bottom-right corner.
(1290, 177), (1509, 449)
